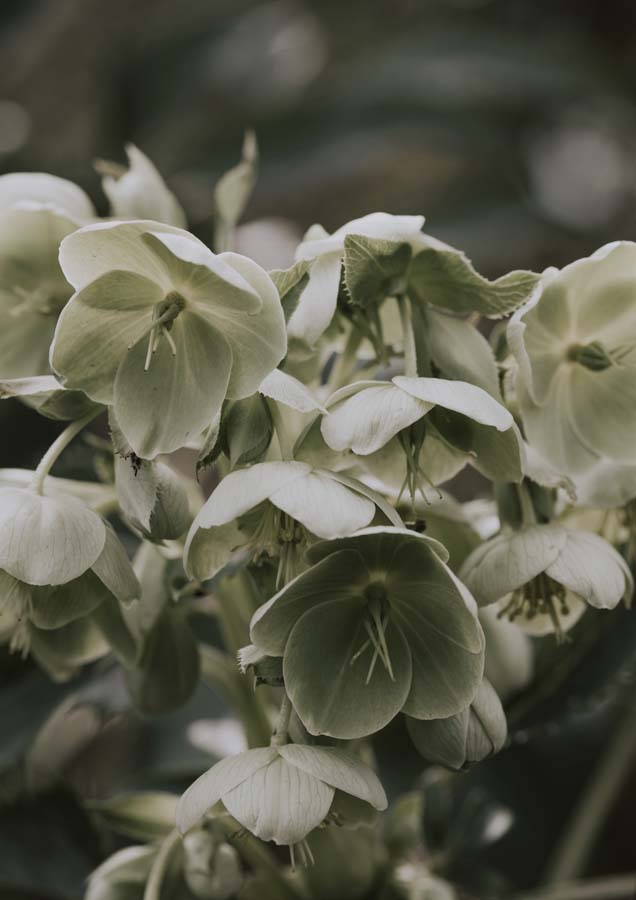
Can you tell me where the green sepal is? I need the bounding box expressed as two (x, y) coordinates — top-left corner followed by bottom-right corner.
(343, 234), (412, 308)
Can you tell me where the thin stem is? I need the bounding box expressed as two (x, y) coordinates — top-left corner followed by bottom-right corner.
(398, 296), (417, 377)
(271, 691), (293, 746)
(516, 481), (537, 527)
(268, 400), (294, 460)
(143, 828), (181, 900)
(543, 701), (636, 885)
(31, 409), (101, 495)
(329, 327), (363, 391)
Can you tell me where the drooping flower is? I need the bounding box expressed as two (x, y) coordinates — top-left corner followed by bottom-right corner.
(184, 460), (400, 586)
(406, 678), (507, 771)
(509, 242), (636, 475)
(177, 744), (387, 853)
(250, 527), (485, 739)
(460, 523), (633, 640)
(50, 220), (287, 458)
(0, 172), (94, 378)
(0, 485), (138, 654)
(320, 376), (519, 499)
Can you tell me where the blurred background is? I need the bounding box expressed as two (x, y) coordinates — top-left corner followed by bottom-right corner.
(2, 1), (636, 897)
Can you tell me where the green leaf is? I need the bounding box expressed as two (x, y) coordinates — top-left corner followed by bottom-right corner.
(0, 376), (101, 421)
(343, 234), (412, 307)
(409, 247), (540, 318)
(269, 261), (310, 323)
(0, 488), (106, 585)
(220, 394), (273, 467)
(284, 596), (412, 739)
(115, 456), (190, 540)
(88, 792), (178, 842)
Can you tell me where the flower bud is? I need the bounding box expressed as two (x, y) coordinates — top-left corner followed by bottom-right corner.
(183, 828), (243, 900)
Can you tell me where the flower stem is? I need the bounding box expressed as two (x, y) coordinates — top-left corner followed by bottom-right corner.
(329, 326), (362, 391)
(268, 400), (294, 460)
(271, 691), (293, 746)
(31, 409), (101, 495)
(516, 481), (537, 526)
(398, 296), (418, 377)
(143, 828), (181, 900)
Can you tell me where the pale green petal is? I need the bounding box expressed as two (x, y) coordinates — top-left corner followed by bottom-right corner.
(114, 456), (190, 541)
(102, 144), (187, 227)
(29, 616), (110, 679)
(459, 525), (567, 607)
(279, 745), (387, 810)
(176, 748), (278, 834)
(209, 252), (287, 400)
(568, 363), (636, 463)
(0, 172), (94, 219)
(388, 540), (484, 719)
(51, 271), (161, 403)
(480, 606), (533, 700)
(284, 596), (412, 739)
(58, 219), (195, 290)
(113, 311), (232, 458)
(321, 382), (429, 455)
(29, 570), (109, 629)
(0, 376), (99, 421)
(546, 530), (633, 610)
(0, 488), (105, 585)
(184, 462), (309, 579)
(259, 368), (326, 413)
(394, 376), (512, 431)
(91, 524), (139, 605)
(250, 549), (370, 655)
(287, 253), (341, 347)
(574, 459), (636, 509)
(270, 470), (375, 539)
(306, 526), (450, 567)
(296, 213), (425, 260)
(222, 755), (334, 845)
(426, 309), (501, 398)
(512, 279), (570, 403)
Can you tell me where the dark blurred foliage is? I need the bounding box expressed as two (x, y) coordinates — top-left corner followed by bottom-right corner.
(2, 2), (636, 897)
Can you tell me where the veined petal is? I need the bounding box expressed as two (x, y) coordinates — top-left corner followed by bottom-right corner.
(270, 470), (376, 539)
(29, 570), (110, 629)
(176, 748), (278, 834)
(546, 530), (633, 610)
(51, 271), (162, 403)
(278, 745), (387, 810)
(113, 311), (232, 458)
(306, 526), (450, 567)
(222, 755), (333, 845)
(287, 253), (342, 347)
(102, 145), (187, 227)
(568, 363), (636, 464)
(0, 488), (105, 586)
(394, 377), (513, 431)
(321, 383), (429, 455)
(250, 549), (370, 655)
(91, 524), (139, 605)
(259, 368), (326, 413)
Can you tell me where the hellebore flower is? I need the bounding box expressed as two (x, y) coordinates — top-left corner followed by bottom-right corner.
(177, 744), (387, 852)
(509, 242), (636, 475)
(460, 523), (633, 640)
(0, 485), (138, 653)
(185, 460), (399, 586)
(98, 144), (187, 227)
(406, 678), (507, 771)
(0, 172), (95, 378)
(320, 376), (518, 498)
(51, 221), (287, 458)
(250, 527), (485, 739)
(289, 213), (435, 348)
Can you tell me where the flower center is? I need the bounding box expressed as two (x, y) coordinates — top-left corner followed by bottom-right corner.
(137, 291), (186, 371)
(240, 503), (309, 589)
(566, 340), (612, 371)
(499, 572), (571, 643)
(397, 423), (442, 510)
(350, 581), (395, 684)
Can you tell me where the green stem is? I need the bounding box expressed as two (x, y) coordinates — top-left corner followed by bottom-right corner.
(270, 691), (293, 746)
(31, 409), (101, 495)
(516, 481), (537, 526)
(217, 816), (303, 900)
(268, 400), (294, 460)
(143, 828), (181, 900)
(543, 701), (636, 885)
(329, 326), (362, 391)
(398, 296), (417, 377)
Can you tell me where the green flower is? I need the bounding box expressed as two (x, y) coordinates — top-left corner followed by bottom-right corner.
(0, 486), (138, 652)
(460, 523), (633, 640)
(185, 460), (400, 585)
(406, 678), (507, 771)
(0, 172), (94, 378)
(320, 376), (518, 498)
(250, 527), (485, 739)
(51, 220), (287, 458)
(509, 242), (636, 474)
(177, 744), (387, 849)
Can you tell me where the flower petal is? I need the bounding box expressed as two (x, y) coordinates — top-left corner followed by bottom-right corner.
(284, 596), (412, 739)
(270, 470), (375, 539)
(394, 377), (512, 431)
(279, 745), (387, 810)
(0, 172), (94, 219)
(259, 368), (326, 413)
(222, 755), (334, 845)
(176, 748), (278, 834)
(113, 311), (232, 458)
(546, 530), (633, 610)
(287, 253), (342, 347)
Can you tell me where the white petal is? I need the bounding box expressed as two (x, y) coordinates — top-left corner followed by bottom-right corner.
(270, 470), (375, 539)
(0, 172), (94, 220)
(259, 368), (326, 413)
(394, 377), (513, 431)
(546, 530), (633, 610)
(287, 253), (342, 347)
(279, 745), (387, 810)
